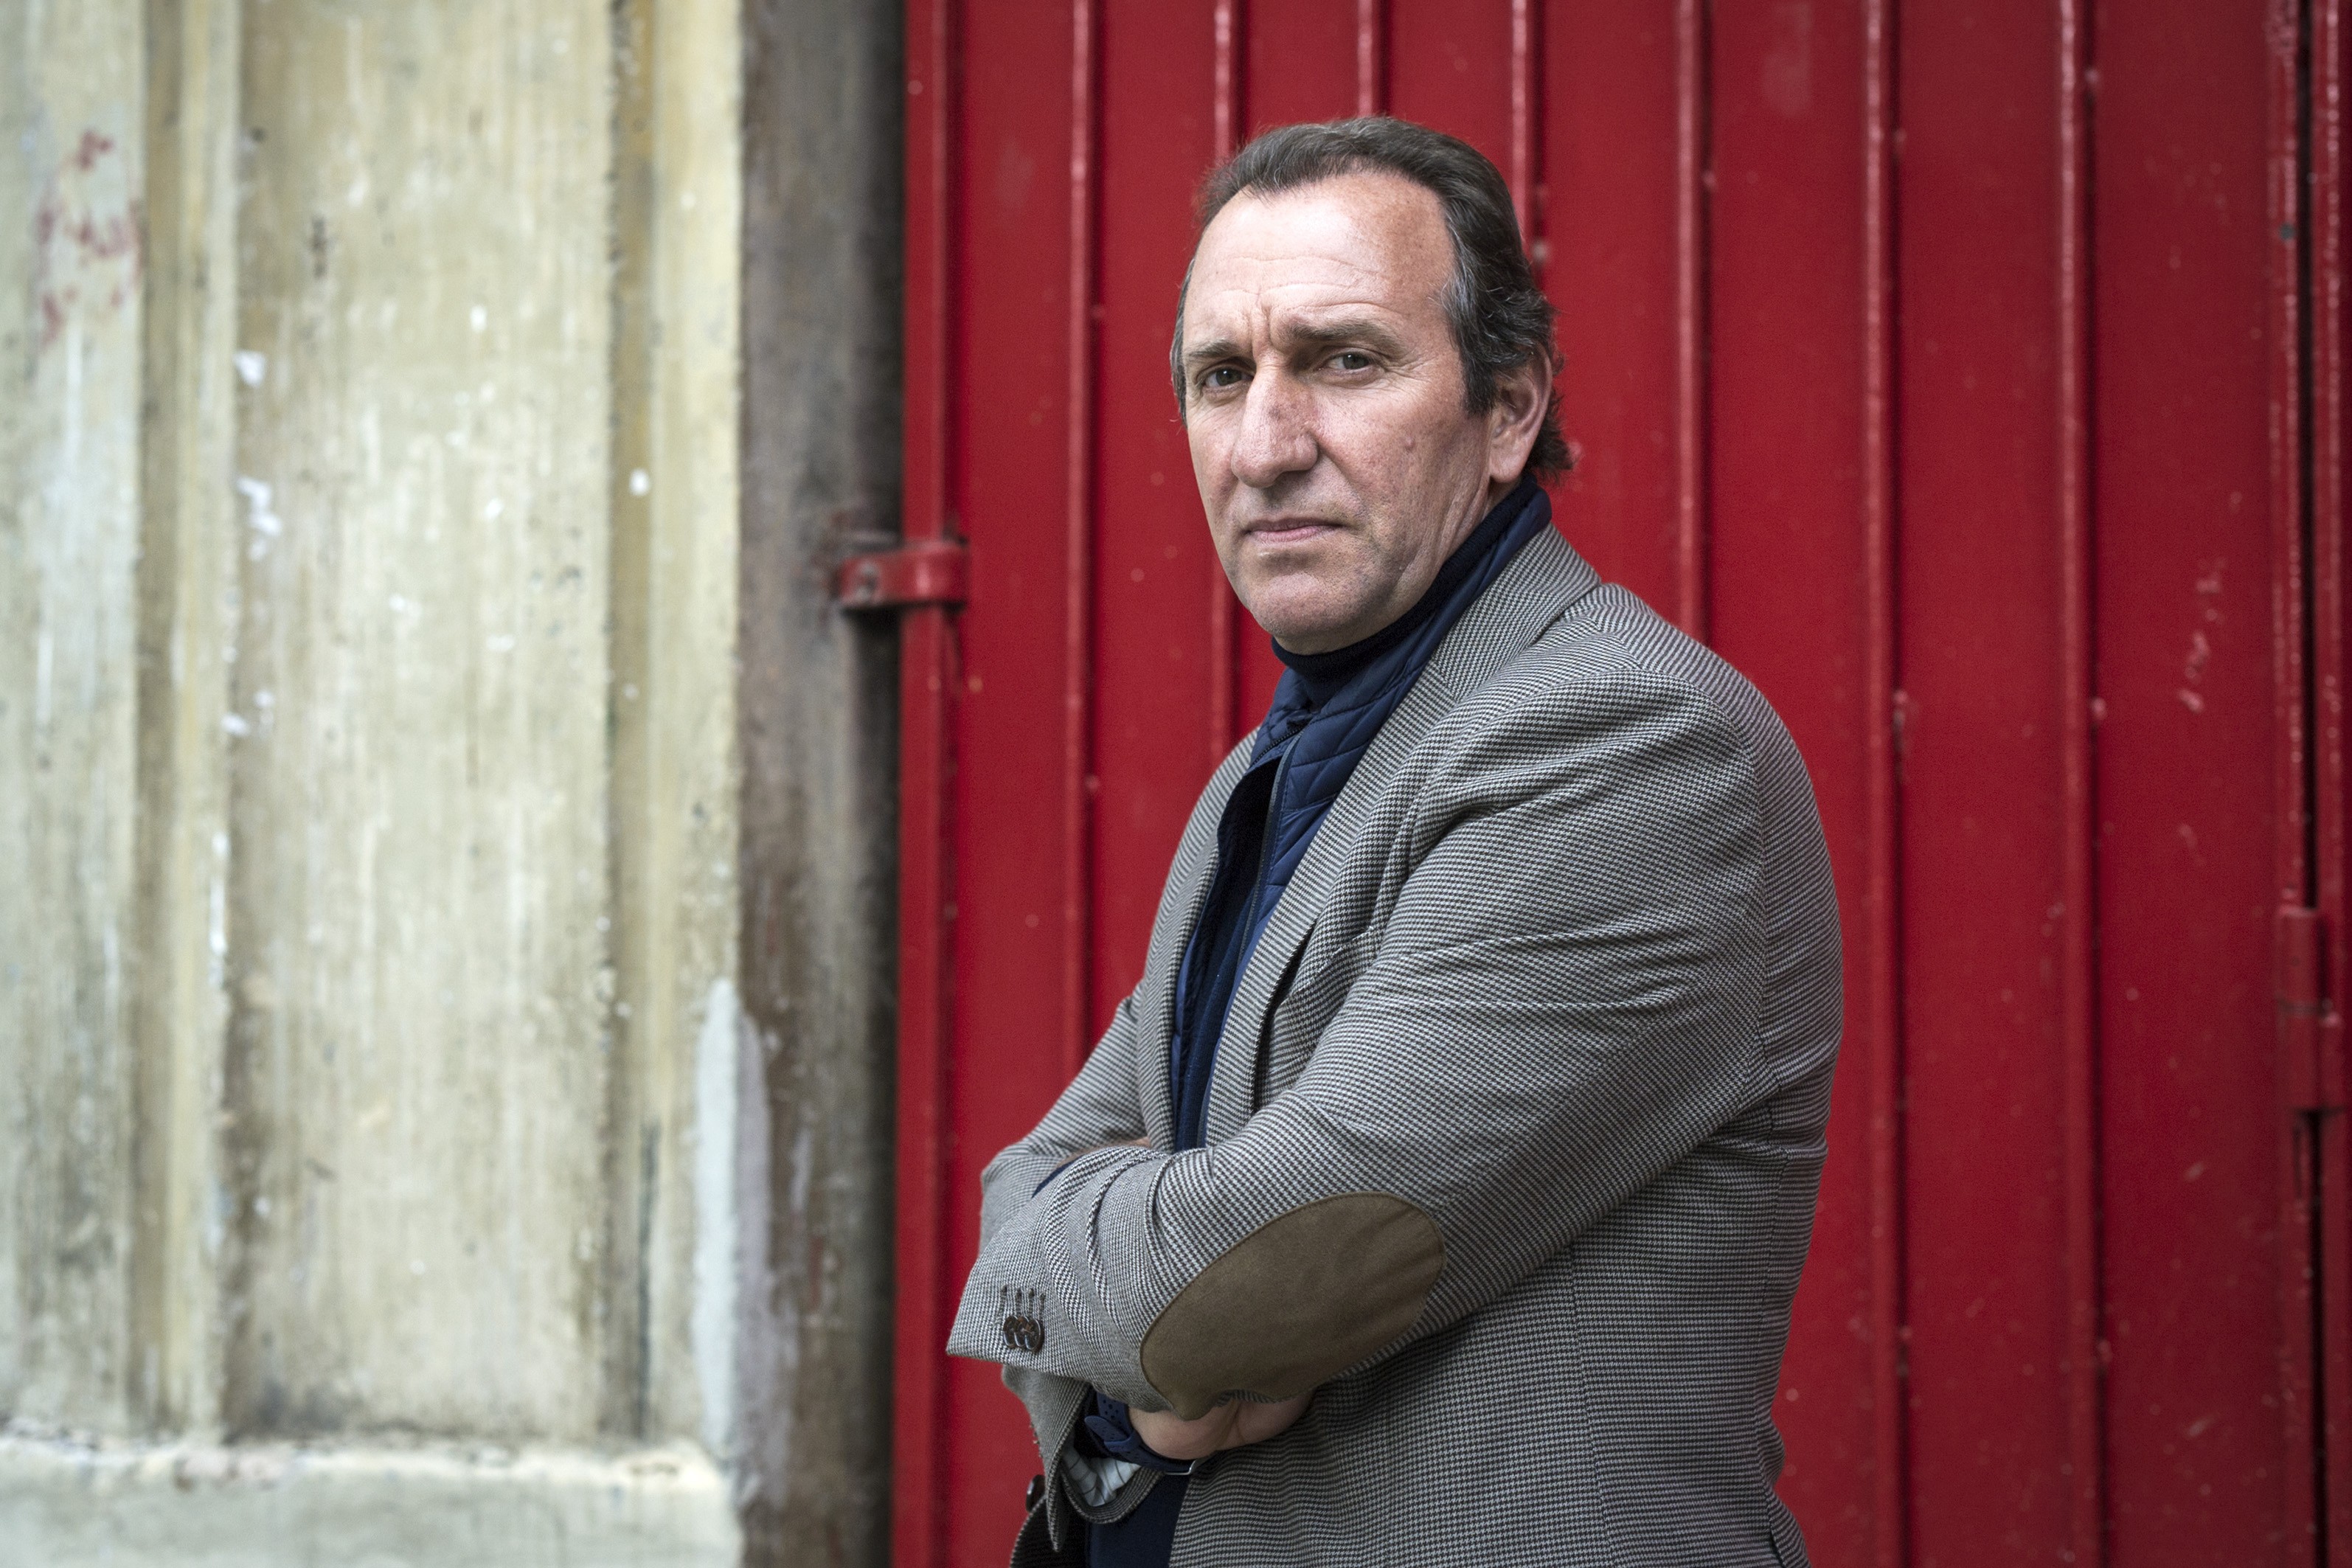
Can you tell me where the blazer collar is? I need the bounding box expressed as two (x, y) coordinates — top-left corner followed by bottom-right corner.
(1198, 525), (1604, 1143)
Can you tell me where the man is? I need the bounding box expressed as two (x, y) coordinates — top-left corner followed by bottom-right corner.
(947, 117), (1840, 1567)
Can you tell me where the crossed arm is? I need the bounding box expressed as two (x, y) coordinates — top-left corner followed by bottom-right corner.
(952, 677), (1772, 1442)
(1060, 1131), (1314, 1460)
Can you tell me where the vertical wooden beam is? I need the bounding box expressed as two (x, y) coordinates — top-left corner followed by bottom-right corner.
(2056, 1), (2109, 1561)
(1860, 1), (1907, 1563)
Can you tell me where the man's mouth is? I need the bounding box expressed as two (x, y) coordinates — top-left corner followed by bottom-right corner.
(1243, 518), (1342, 547)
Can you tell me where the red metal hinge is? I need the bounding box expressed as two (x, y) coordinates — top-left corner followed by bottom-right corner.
(833, 539), (971, 611)
(2279, 904), (2345, 1112)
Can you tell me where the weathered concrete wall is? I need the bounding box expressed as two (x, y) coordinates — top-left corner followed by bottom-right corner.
(222, 0), (624, 1444)
(0, 0), (844, 1558)
(1, 0), (150, 1439)
(128, 0), (241, 1440)
(607, 0), (746, 1458)
(0, 1432), (740, 1567)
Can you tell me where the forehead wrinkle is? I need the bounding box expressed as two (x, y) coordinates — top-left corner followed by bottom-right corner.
(1190, 266), (1396, 330)
(1189, 173), (1451, 295)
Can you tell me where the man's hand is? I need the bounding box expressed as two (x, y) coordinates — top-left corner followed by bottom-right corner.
(1064, 1139), (1314, 1459)
(1128, 1392), (1311, 1461)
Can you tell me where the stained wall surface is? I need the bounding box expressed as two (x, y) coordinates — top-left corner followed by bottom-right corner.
(0, 0), (791, 1559)
(1, 0), (149, 1439)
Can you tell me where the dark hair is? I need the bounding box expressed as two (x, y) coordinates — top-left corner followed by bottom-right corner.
(1170, 116), (1571, 481)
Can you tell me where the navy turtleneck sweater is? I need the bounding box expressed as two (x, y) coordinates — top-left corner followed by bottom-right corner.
(1078, 475), (1553, 1567)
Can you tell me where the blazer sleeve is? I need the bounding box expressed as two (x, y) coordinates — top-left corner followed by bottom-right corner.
(946, 670), (1777, 1420)
(976, 991), (1154, 1249)
(968, 988), (1161, 1546)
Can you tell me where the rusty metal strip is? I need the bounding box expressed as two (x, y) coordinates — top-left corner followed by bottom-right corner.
(834, 538), (971, 610)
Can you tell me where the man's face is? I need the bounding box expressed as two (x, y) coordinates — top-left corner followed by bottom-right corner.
(1179, 170), (1544, 653)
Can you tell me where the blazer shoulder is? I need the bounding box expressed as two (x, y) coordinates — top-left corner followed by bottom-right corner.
(1454, 581), (1809, 780)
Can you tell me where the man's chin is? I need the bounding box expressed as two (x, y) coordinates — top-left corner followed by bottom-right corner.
(1234, 558), (1400, 651)
(1247, 600), (1382, 655)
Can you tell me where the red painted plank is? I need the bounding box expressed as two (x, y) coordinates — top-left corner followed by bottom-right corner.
(1702, 4), (1885, 1565)
(2095, 2), (2290, 1561)
(943, 0), (1089, 1558)
(1387, 0), (1513, 179)
(1093, 2), (1221, 1031)
(1892, 1), (2077, 1561)
(1246, 0), (1359, 133)
(1544, 1), (1681, 614)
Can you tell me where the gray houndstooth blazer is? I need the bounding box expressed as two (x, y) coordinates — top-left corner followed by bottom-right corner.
(948, 524), (1841, 1567)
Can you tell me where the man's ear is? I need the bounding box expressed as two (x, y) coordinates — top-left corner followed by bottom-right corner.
(1486, 356), (1553, 485)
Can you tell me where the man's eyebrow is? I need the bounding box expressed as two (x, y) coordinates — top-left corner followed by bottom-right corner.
(1180, 336), (1246, 372)
(1280, 316), (1409, 358)
(1180, 316), (1410, 372)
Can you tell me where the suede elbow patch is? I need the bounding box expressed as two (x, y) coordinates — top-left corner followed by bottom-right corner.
(1139, 1193), (1446, 1420)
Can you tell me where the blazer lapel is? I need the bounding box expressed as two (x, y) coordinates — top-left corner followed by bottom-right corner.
(1134, 738), (1255, 1147)
(1198, 528), (1604, 1144)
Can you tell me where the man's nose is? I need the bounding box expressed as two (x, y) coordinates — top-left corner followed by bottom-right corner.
(1229, 370), (1317, 489)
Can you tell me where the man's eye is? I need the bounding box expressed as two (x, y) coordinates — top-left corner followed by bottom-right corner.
(1201, 366), (1246, 391)
(1329, 350), (1375, 372)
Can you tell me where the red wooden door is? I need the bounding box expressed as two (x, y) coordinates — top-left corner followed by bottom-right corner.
(887, 4), (2352, 1564)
